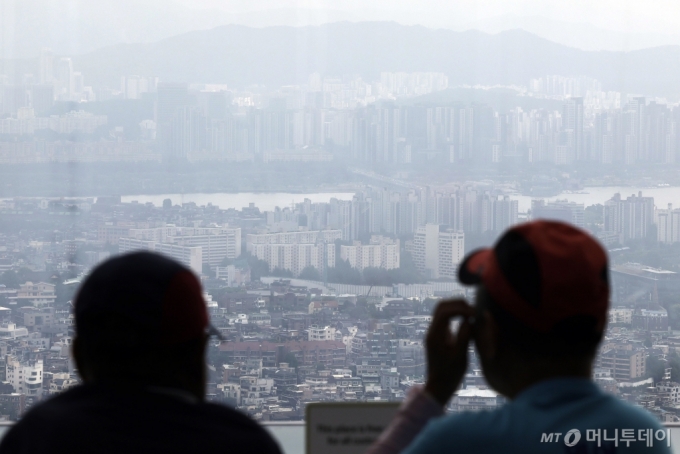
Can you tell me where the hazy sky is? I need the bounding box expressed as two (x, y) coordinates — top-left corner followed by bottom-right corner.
(3, 0), (680, 58)
(175, 0), (680, 35)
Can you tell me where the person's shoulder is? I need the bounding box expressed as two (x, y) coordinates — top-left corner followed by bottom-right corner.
(599, 393), (665, 428)
(198, 402), (270, 430)
(408, 407), (508, 451)
(0, 387), (91, 452)
(11, 385), (89, 426)
(402, 407), (512, 454)
(193, 402), (281, 451)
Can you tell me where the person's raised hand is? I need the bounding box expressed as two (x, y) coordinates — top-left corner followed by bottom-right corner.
(423, 299), (475, 407)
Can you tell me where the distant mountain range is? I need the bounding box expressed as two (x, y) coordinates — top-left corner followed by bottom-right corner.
(462, 14), (680, 52)
(5, 2), (680, 58)
(67, 22), (680, 99)
(0, 0), (361, 59)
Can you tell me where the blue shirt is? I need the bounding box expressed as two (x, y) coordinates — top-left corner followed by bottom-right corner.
(403, 378), (671, 454)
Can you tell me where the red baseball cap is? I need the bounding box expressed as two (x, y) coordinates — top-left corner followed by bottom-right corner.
(75, 251), (222, 346)
(458, 220), (609, 337)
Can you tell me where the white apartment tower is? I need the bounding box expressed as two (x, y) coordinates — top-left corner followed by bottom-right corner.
(657, 204), (680, 244)
(6, 356), (43, 398)
(409, 224), (464, 279)
(340, 236), (400, 271)
(119, 238), (202, 275)
(120, 224), (241, 274)
(246, 230), (341, 276)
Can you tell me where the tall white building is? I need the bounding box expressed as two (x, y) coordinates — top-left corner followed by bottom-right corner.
(39, 48), (54, 84)
(6, 356), (43, 398)
(173, 226), (241, 267)
(409, 224), (464, 279)
(246, 230), (341, 245)
(248, 243), (335, 276)
(122, 224), (241, 271)
(657, 204), (680, 244)
(119, 238), (203, 275)
(246, 230), (340, 276)
(340, 236), (400, 271)
(604, 192), (655, 242)
(54, 58), (73, 100)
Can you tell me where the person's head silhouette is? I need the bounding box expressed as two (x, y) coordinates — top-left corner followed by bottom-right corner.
(461, 220), (609, 397)
(424, 220), (610, 404)
(72, 252), (221, 400)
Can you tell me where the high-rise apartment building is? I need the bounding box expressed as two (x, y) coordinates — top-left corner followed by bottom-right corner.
(39, 48), (54, 84)
(532, 199), (585, 228)
(54, 58), (73, 101)
(246, 230), (340, 276)
(247, 230), (341, 245)
(604, 192), (655, 243)
(328, 198), (353, 241)
(156, 83), (189, 159)
(172, 226), (241, 267)
(657, 204), (680, 244)
(563, 97), (584, 161)
(121, 224), (241, 271)
(119, 238), (203, 275)
(409, 224), (464, 279)
(340, 236), (400, 271)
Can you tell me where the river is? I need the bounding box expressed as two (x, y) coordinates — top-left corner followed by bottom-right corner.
(122, 186), (680, 213)
(509, 186), (680, 212)
(121, 192), (355, 211)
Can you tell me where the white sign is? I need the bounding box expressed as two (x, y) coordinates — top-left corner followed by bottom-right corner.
(306, 402), (400, 454)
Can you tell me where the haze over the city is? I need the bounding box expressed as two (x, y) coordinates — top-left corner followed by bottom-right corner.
(4, 0), (680, 58)
(2, 0), (680, 437)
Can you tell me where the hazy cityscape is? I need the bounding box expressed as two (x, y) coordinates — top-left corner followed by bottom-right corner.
(4, 1), (680, 429)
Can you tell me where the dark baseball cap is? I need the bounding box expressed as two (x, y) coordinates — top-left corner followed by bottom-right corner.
(75, 251), (222, 346)
(458, 220), (609, 338)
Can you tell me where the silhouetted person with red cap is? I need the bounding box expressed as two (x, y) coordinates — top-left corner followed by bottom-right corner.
(0, 252), (282, 454)
(369, 221), (670, 454)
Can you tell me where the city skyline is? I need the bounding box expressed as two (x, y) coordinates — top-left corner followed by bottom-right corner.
(3, 1), (680, 432)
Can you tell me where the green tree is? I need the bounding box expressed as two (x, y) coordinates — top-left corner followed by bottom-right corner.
(584, 204), (604, 232)
(0, 271), (19, 289)
(282, 352), (299, 370)
(327, 259), (362, 285)
(368, 302), (389, 319)
(237, 252), (271, 281)
(363, 267), (392, 286)
(666, 303), (680, 329)
(669, 353), (680, 383)
(646, 355), (667, 382)
(271, 267), (294, 278)
(0, 401), (17, 421)
(299, 266), (321, 281)
(388, 251), (425, 284)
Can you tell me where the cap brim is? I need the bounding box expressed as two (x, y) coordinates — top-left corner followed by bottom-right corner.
(458, 249), (493, 285)
(207, 324), (225, 341)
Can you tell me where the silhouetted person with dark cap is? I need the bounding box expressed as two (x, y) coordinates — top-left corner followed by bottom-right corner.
(0, 252), (282, 454)
(369, 221), (670, 454)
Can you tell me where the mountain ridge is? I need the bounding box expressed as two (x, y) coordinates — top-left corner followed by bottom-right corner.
(59, 22), (680, 99)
